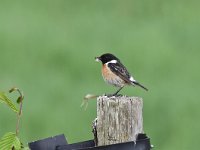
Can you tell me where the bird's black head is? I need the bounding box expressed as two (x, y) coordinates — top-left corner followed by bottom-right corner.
(95, 53), (119, 64)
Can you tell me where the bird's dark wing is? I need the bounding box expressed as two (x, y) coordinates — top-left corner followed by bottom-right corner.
(108, 62), (132, 84)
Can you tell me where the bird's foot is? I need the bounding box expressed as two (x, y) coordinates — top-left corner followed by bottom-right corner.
(113, 93), (123, 97)
(104, 93), (113, 97)
(104, 93), (122, 97)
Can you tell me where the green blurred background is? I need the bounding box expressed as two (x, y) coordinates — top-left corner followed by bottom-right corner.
(0, 0), (199, 149)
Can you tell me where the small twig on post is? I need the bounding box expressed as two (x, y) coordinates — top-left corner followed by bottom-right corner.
(95, 95), (143, 146)
(81, 94), (99, 110)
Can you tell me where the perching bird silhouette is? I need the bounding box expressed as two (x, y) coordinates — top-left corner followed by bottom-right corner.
(95, 53), (148, 96)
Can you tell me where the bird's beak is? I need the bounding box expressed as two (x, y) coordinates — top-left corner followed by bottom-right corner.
(95, 57), (101, 62)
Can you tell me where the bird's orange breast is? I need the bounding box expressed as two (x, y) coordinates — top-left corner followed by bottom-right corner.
(102, 64), (116, 79)
(101, 64), (125, 87)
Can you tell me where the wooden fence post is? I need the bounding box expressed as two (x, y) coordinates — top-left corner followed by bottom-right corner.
(96, 95), (143, 146)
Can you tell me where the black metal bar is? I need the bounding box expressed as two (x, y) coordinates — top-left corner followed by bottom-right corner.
(56, 134), (151, 150)
(28, 134), (67, 150)
(28, 134), (152, 150)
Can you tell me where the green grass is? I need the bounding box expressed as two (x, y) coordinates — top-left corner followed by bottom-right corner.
(0, 1), (200, 149)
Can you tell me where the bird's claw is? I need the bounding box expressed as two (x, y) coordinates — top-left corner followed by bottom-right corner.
(104, 93), (122, 97)
(114, 94), (123, 97)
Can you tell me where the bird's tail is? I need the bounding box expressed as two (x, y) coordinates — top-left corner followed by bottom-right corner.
(132, 81), (148, 91)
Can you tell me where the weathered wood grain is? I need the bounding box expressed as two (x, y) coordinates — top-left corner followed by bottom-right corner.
(96, 95), (143, 146)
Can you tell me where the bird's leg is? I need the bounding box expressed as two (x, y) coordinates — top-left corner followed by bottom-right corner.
(104, 87), (124, 97)
(112, 86), (124, 96)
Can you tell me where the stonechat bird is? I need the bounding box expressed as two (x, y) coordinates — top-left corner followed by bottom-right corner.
(95, 53), (148, 96)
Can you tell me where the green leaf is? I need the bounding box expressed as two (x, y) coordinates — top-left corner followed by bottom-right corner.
(0, 132), (22, 150)
(0, 92), (19, 113)
(16, 97), (21, 104)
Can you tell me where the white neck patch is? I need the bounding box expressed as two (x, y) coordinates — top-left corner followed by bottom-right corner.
(106, 60), (117, 65)
(129, 76), (135, 82)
